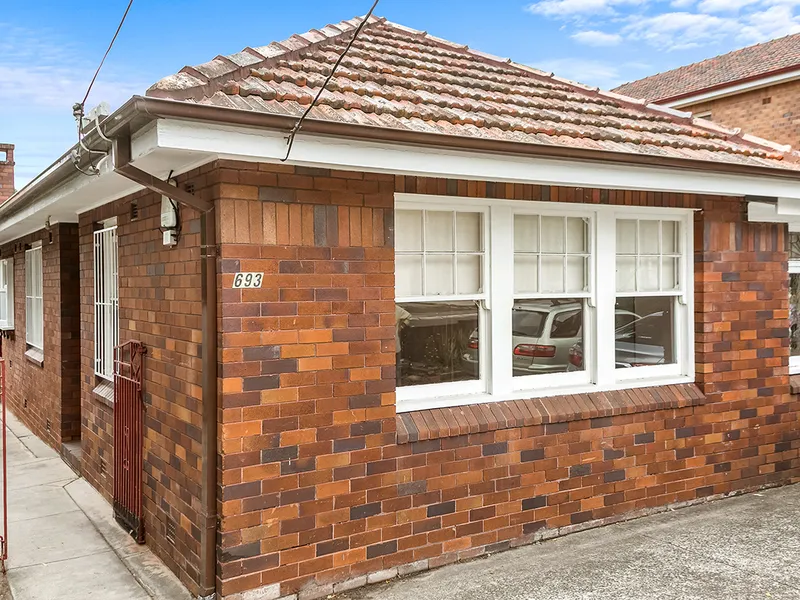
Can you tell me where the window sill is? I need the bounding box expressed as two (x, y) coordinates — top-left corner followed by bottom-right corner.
(396, 382), (706, 443)
(92, 380), (114, 409)
(24, 348), (44, 368)
(790, 375), (800, 395)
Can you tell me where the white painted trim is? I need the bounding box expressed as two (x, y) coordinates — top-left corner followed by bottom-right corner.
(395, 194), (695, 410)
(397, 375), (696, 413)
(155, 119), (800, 200)
(666, 68), (800, 109)
(0, 257), (14, 331)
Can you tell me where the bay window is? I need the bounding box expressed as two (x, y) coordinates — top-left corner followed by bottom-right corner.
(395, 195), (694, 412)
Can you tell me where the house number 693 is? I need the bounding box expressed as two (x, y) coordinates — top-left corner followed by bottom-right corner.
(232, 273), (264, 288)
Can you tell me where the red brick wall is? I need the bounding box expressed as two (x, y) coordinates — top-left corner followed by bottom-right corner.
(215, 163), (800, 599)
(683, 79), (800, 148)
(2, 223), (81, 448)
(77, 168), (212, 595)
(0, 144), (14, 204)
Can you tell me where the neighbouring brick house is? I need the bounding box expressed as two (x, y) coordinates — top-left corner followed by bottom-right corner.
(4, 15), (800, 600)
(614, 34), (800, 149)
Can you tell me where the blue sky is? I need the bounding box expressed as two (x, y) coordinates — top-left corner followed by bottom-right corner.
(2, 0), (799, 188)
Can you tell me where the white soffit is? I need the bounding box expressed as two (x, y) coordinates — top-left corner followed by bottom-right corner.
(154, 118), (800, 200)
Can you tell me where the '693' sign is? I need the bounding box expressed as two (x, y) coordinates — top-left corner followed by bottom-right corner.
(232, 272), (264, 288)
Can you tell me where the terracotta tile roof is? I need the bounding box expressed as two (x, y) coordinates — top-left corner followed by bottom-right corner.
(147, 17), (800, 173)
(613, 33), (800, 103)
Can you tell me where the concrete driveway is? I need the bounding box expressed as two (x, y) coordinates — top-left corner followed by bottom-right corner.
(344, 484), (800, 600)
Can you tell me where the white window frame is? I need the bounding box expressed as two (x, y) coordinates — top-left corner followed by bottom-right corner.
(0, 257), (14, 331)
(790, 259), (800, 375)
(94, 220), (119, 380)
(395, 194), (695, 412)
(25, 242), (43, 351)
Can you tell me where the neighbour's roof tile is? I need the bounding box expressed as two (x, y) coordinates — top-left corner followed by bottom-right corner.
(613, 33), (800, 103)
(147, 17), (800, 172)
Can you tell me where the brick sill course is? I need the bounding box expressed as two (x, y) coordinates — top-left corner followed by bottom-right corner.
(790, 375), (800, 395)
(92, 379), (114, 409)
(396, 383), (706, 443)
(23, 347), (44, 368)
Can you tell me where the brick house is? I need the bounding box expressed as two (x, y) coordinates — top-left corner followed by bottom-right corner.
(4, 16), (800, 600)
(613, 34), (800, 149)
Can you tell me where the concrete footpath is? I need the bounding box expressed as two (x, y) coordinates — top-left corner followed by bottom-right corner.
(344, 483), (800, 600)
(0, 411), (190, 600)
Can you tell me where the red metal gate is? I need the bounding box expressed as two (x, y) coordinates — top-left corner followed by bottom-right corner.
(113, 340), (146, 544)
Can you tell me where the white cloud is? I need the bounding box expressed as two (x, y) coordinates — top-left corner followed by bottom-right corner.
(571, 29), (624, 44)
(622, 12), (739, 49)
(0, 23), (151, 188)
(737, 4), (800, 40)
(532, 58), (651, 88)
(526, 0), (643, 17)
(697, 0), (761, 12)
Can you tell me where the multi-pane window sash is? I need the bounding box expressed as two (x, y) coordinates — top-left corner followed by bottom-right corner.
(25, 245), (43, 350)
(0, 258), (13, 330)
(94, 225), (119, 380)
(394, 195), (694, 412)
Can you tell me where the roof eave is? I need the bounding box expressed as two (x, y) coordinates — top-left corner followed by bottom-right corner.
(134, 96), (800, 181)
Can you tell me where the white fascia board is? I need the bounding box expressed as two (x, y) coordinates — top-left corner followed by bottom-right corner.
(154, 118), (800, 200)
(666, 68), (800, 109)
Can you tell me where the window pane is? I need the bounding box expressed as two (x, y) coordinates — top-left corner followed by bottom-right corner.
(791, 274), (800, 360)
(541, 255), (564, 293)
(662, 221), (678, 254)
(425, 255), (454, 296)
(511, 299), (584, 376)
(617, 220), (637, 254)
(616, 256), (636, 292)
(456, 255), (481, 295)
(565, 256), (587, 293)
(396, 301), (479, 387)
(515, 215), (539, 252)
(614, 297), (674, 368)
(540, 216), (564, 253)
(638, 256), (660, 292)
(514, 256), (538, 294)
(790, 233), (800, 261)
(396, 255), (423, 297)
(661, 257), (678, 290)
(456, 213), (482, 252)
(426, 211), (454, 251)
(396, 210), (423, 251)
(566, 218), (587, 253)
(639, 221), (660, 255)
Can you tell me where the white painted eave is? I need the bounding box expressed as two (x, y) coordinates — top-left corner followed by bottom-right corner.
(6, 115), (800, 246)
(748, 199), (800, 231)
(155, 118), (800, 199)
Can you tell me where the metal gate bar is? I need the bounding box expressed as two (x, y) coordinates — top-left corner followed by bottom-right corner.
(113, 340), (146, 544)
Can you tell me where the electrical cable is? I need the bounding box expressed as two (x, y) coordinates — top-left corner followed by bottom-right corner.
(72, 0), (135, 176)
(281, 0), (380, 162)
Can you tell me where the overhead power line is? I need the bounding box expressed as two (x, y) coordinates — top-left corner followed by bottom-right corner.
(73, 0), (134, 175)
(282, 0), (381, 162)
